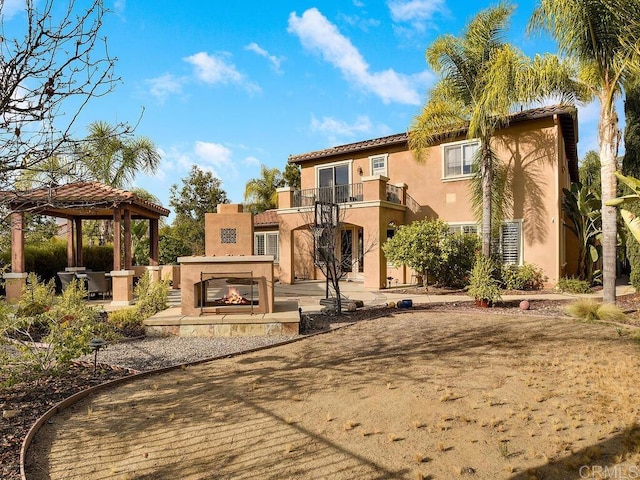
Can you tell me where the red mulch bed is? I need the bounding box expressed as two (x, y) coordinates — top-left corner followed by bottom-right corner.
(1, 364), (134, 480)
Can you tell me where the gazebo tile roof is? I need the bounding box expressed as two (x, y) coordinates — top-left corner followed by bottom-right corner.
(0, 181), (170, 217)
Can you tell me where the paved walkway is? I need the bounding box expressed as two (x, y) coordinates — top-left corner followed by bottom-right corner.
(274, 279), (636, 312)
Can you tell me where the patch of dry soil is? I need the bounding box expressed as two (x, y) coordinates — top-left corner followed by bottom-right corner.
(26, 311), (640, 480)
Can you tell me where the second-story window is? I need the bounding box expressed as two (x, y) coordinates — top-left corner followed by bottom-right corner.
(443, 140), (479, 178)
(317, 162), (350, 203)
(370, 154), (388, 176)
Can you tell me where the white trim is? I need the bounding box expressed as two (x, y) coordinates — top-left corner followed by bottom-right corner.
(369, 153), (388, 176)
(500, 219), (524, 265)
(315, 159), (353, 188)
(254, 231), (279, 263)
(441, 138), (479, 180)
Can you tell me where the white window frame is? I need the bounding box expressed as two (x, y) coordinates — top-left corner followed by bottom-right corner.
(370, 154), (388, 176)
(498, 220), (523, 266)
(441, 139), (479, 180)
(448, 222), (479, 236)
(254, 231), (279, 263)
(315, 160), (353, 188)
(448, 220), (523, 265)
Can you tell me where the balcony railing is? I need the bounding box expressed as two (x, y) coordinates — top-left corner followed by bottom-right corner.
(386, 184), (402, 204)
(289, 182), (420, 211)
(293, 184), (363, 207)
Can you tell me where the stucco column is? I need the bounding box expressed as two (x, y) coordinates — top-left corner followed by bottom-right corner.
(146, 266), (161, 283)
(149, 218), (159, 266)
(279, 226), (294, 284)
(363, 221), (387, 289)
(277, 187), (294, 209)
(110, 269), (135, 306)
(361, 175), (389, 202)
(113, 208), (121, 271)
(124, 209), (132, 270)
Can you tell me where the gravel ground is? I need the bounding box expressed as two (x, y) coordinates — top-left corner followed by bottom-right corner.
(77, 335), (299, 372)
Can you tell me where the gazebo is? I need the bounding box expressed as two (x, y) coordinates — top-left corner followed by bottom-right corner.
(1, 181), (170, 305)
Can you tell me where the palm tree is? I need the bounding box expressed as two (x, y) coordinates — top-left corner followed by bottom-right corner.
(529, 0), (640, 303)
(244, 165), (284, 214)
(77, 121), (161, 188)
(76, 121), (161, 244)
(410, 3), (578, 258)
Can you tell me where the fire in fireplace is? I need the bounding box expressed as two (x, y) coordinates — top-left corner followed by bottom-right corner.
(195, 272), (262, 314)
(216, 286), (251, 305)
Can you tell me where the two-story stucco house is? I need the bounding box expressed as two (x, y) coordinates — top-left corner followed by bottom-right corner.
(274, 105), (579, 289)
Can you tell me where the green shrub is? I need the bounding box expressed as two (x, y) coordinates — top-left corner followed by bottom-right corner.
(84, 245), (114, 272)
(556, 277), (592, 294)
(0, 274), (115, 384)
(383, 219), (480, 288)
(501, 263), (546, 291)
(467, 255), (502, 305)
(1, 239), (67, 283)
(134, 272), (169, 318)
(106, 308), (144, 337)
(437, 233), (481, 288)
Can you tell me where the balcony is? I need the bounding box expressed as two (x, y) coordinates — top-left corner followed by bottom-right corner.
(293, 184), (364, 207)
(286, 181), (419, 213)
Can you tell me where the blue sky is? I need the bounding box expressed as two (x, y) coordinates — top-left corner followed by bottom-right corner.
(6, 0), (611, 217)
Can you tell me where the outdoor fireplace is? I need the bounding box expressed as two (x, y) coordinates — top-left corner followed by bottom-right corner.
(194, 272), (263, 314)
(179, 256), (274, 316)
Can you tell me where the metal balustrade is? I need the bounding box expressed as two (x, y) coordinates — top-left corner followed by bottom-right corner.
(292, 183), (363, 207)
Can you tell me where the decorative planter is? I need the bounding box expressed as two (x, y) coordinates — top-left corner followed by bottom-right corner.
(475, 298), (490, 308)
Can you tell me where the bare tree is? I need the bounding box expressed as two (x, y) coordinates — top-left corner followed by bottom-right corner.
(308, 202), (376, 314)
(0, 0), (119, 196)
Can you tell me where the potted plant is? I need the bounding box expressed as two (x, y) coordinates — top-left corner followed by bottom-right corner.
(467, 255), (502, 307)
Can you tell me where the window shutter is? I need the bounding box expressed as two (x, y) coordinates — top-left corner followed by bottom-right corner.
(266, 233), (279, 261)
(501, 222), (520, 265)
(255, 234), (265, 256)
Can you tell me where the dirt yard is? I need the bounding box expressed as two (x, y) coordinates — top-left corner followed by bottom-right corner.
(26, 310), (640, 480)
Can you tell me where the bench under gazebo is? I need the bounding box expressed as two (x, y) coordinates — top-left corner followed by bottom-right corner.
(1, 181), (170, 305)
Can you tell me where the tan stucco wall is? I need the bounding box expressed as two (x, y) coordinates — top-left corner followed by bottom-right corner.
(205, 204), (254, 257)
(282, 115), (574, 288)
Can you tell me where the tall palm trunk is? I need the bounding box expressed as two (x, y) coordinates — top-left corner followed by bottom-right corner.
(481, 141), (493, 257)
(600, 100), (620, 304)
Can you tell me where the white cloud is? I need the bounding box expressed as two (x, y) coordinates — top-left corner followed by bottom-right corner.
(245, 42), (284, 73)
(147, 74), (185, 102)
(184, 52), (260, 93)
(288, 8), (429, 105)
(243, 156), (261, 167)
(388, 0), (447, 31)
(3, 0), (24, 20)
(113, 0), (126, 15)
(339, 13), (381, 31)
(311, 115), (373, 138)
(194, 141), (236, 178)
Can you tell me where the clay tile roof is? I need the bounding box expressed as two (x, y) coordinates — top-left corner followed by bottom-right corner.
(253, 209), (278, 227)
(287, 105), (579, 180)
(288, 132), (408, 163)
(0, 181), (170, 217)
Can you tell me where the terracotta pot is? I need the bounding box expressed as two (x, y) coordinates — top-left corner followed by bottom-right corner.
(475, 298), (490, 308)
